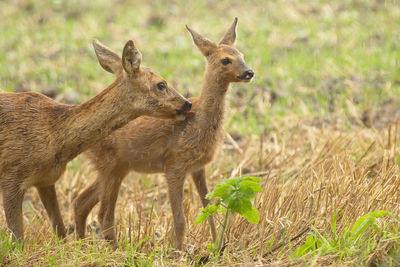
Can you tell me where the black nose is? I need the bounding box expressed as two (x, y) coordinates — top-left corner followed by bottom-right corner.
(182, 101), (192, 111)
(244, 70), (254, 79)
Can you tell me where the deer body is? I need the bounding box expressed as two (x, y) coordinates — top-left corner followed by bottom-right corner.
(86, 71), (226, 178)
(74, 18), (254, 249)
(0, 40), (190, 240)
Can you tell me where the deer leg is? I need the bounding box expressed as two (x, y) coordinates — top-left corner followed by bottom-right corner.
(191, 168), (217, 242)
(2, 181), (25, 241)
(165, 170), (186, 250)
(97, 176), (123, 242)
(73, 180), (100, 239)
(36, 184), (66, 239)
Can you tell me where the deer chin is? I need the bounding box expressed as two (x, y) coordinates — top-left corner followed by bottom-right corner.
(175, 111), (195, 121)
(176, 114), (186, 121)
(185, 111), (195, 118)
(236, 76), (253, 82)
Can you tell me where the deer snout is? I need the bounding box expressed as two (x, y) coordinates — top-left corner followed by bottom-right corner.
(175, 101), (193, 121)
(238, 69), (254, 81)
(181, 101), (192, 112)
(244, 70), (254, 79)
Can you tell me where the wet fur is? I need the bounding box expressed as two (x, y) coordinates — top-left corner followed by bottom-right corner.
(74, 18), (253, 249)
(0, 39), (189, 241)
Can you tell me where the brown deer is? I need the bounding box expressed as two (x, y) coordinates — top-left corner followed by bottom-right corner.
(73, 18), (254, 250)
(0, 39), (191, 241)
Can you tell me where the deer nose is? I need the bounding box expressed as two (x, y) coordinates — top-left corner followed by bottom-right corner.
(244, 69), (254, 79)
(182, 101), (192, 112)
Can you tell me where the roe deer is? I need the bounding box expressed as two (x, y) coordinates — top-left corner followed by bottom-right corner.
(73, 18), (254, 250)
(0, 39), (191, 241)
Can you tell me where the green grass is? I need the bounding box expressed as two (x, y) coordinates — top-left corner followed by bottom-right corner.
(292, 211), (392, 260)
(1, 0), (399, 135)
(1, 0), (400, 266)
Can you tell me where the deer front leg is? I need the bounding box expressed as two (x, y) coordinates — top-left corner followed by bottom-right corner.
(97, 176), (123, 242)
(2, 180), (25, 241)
(191, 168), (217, 242)
(73, 180), (100, 239)
(36, 184), (66, 239)
(165, 170), (186, 250)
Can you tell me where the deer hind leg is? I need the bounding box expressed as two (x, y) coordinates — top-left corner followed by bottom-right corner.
(73, 180), (100, 239)
(36, 184), (66, 239)
(166, 169), (186, 250)
(97, 173), (124, 242)
(2, 180), (25, 241)
(191, 168), (217, 242)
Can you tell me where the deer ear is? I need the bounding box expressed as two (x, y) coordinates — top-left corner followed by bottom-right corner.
(186, 25), (217, 57)
(92, 39), (122, 74)
(122, 40), (142, 75)
(219, 17), (238, 46)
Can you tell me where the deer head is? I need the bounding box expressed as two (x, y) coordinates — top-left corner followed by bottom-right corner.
(186, 18), (254, 85)
(92, 39), (191, 120)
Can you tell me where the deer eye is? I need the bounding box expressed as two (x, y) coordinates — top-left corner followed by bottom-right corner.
(157, 82), (167, 91)
(221, 58), (232, 65)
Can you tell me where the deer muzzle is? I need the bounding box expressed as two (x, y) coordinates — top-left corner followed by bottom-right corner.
(175, 100), (193, 121)
(238, 69), (254, 81)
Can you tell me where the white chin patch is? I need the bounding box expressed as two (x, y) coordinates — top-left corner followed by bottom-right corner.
(176, 114), (186, 121)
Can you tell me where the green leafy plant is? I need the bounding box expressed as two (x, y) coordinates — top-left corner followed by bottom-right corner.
(292, 210), (389, 259)
(195, 176), (262, 258)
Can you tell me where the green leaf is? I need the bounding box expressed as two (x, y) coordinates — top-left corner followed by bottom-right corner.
(331, 211), (338, 239)
(293, 211), (389, 259)
(293, 234), (316, 257)
(312, 227), (334, 254)
(203, 176), (262, 225)
(217, 206), (227, 213)
(207, 183), (232, 199)
(194, 205), (219, 225)
(242, 207), (259, 224)
(225, 178), (241, 186)
(350, 210), (388, 241)
(240, 180), (263, 193)
(228, 197), (252, 215)
(243, 176), (261, 183)
(206, 242), (215, 251)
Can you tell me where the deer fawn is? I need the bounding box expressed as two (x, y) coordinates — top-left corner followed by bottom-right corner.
(73, 18), (254, 250)
(0, 39), (191, 241)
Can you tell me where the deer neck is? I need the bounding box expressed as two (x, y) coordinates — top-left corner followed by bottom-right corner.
(196, 66), (229, 130)
(59, 79), (139, 161)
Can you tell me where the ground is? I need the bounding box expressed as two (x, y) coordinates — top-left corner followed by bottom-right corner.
(0, 0), (400, 266)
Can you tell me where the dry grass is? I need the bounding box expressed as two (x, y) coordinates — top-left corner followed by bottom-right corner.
(1, 0), (400, 265)
(2, 117), (400, 266)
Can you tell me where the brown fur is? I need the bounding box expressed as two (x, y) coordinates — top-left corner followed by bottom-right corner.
(74, 18), (254, 249)
(0, 39), (190, 241)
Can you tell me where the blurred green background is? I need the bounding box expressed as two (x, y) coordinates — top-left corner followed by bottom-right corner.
(1, 1), (400, 265)
(1, 0), (399, 136)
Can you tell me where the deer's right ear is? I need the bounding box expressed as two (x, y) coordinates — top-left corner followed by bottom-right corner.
(219, 17), (238, 46)
(122, 40), (142, 75)
(92, 39), (122, 74)
(186, 25), (217, 57)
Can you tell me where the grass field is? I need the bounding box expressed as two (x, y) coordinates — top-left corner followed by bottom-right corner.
(1, 0), (400, 265)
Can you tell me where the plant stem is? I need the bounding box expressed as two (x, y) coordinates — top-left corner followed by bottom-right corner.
(216, 209), (230, 259)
